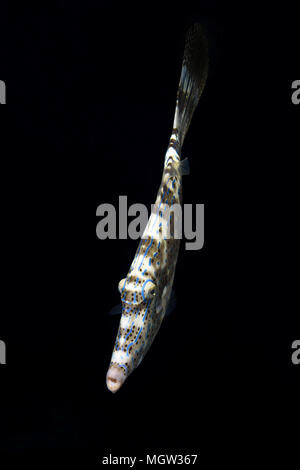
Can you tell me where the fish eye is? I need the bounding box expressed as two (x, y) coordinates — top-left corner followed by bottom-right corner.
(118, 278), (126, 293)
(141, 280), (156, 300)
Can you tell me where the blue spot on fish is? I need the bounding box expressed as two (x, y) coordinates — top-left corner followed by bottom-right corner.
(138, 237), (153, 270)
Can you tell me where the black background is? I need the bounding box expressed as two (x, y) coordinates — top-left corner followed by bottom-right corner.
(0, 1), (299, 465)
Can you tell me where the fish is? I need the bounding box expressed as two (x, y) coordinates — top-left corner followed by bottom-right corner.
(106, 23), (208, 393)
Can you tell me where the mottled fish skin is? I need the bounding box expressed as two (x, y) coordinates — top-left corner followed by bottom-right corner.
(106, 24), (208, 393)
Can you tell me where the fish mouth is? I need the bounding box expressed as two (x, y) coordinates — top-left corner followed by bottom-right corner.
(106, 365), (126, 393)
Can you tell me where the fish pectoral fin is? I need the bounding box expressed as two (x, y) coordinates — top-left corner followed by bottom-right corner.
(179, 158), (190, 176)
(108, 303), (122, 316)
(165, 289), (177, 317)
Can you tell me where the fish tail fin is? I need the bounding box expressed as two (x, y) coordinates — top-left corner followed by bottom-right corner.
(172, 23), (208, 147)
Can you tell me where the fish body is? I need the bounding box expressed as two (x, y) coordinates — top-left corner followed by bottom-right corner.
(106, 24), (208, 392)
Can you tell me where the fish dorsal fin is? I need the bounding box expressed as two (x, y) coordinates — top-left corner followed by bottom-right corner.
(179, 158), (190, 176)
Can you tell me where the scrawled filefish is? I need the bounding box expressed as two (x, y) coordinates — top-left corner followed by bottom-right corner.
(106, 24), (208, 392)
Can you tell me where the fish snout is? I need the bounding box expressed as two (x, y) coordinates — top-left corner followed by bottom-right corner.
(106, 365), (126, 393)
